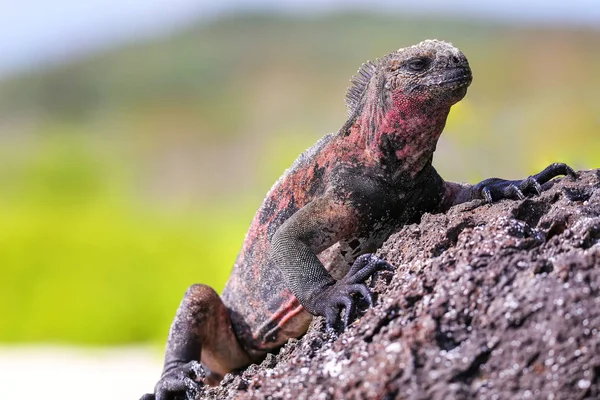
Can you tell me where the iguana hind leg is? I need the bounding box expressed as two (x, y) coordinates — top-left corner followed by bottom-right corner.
(141, 284), (252, 400)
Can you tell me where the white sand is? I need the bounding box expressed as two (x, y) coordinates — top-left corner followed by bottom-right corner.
(0, 346), (163, 400)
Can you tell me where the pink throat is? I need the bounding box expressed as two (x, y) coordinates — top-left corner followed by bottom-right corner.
(357, 95), (451, 175)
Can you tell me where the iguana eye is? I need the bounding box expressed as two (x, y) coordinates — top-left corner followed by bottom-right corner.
(407, 57), (429, 72)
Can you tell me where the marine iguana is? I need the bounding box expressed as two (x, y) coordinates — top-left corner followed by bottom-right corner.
(141, 39), (575, 400)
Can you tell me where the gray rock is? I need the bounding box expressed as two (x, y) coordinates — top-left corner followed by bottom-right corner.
(201, 169), (600, 400)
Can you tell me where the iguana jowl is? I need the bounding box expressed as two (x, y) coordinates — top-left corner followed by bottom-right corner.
(141, 40), (574, 400)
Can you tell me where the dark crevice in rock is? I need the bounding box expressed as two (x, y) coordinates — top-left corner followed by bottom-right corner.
(525, 350), (540, 368)
(532, 259), (554, 275)
(431, 218), (477, 257)
(362, 306), (401, 343)
(512, 199), (551, 227)
(580, 223), (600, 249)
(449, 346), (494, 384)
(435, 328), (461, 352)
(563, 186), (593, 202)
(543, 218), (569, 241)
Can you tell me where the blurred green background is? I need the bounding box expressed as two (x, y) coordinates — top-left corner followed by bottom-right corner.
(0, 9), (598, 346)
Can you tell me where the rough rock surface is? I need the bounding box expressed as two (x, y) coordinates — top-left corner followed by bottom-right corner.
(200, 169), (600, 400)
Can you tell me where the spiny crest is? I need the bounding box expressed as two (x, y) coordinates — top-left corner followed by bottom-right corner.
(345, 59), (379, 116)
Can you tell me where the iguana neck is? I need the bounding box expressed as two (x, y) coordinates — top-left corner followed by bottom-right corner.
(344, 96), (451, 178)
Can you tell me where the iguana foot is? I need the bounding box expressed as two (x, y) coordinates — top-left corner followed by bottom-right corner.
(310, 254), (393, 331)
(473, 162), (577, 203)
(140, 360), (204, 400)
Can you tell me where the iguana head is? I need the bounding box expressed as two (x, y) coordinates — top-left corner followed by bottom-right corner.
(344, 40), (472, 172)
(346, 40), (472, 116)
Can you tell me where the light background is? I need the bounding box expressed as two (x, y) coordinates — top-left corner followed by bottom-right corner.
(0, 1), (598, 399)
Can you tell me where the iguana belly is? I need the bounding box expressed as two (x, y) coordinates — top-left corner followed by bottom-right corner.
(221, 272), (312, 359)
(220, 235), (379, 358)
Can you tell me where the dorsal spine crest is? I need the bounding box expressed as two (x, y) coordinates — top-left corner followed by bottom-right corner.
(345, 59), (379, 116)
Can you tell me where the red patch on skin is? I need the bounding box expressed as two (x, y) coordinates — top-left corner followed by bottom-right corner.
(272, 297), (303, 328)
(253, 293), (308, 349)
(226, 76), (457, 352)
(352, 91), (451, 176)
(240, 159), (334, 280)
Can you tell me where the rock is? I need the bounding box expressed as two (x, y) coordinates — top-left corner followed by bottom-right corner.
(201, 169), (600, 400)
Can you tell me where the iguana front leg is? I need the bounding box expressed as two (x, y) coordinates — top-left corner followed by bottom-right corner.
(441, 162), (577, 208)
(270, 195), (392, 330)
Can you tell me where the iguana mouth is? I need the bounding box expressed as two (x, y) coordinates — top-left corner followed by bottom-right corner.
(416, 68), (472, 91)
(442, 75), (472, 89)
(440, 67), (472, 88)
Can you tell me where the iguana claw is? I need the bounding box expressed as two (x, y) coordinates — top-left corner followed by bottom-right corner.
(474, 163), (576, 203)
(140, 360), (204, 400)
(311, 254), (393, 331)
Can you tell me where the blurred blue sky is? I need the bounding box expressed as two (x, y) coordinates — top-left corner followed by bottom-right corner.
(1, 0), (599, 77)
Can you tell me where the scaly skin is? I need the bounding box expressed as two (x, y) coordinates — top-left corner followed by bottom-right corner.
(141, 40), (575, 400)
